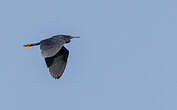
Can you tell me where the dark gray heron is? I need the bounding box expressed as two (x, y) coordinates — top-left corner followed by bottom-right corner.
(24, 35), (80, 79)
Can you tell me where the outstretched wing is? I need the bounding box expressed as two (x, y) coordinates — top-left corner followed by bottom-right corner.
(40, 38), (65, 58)
(44, 46), (69, 79)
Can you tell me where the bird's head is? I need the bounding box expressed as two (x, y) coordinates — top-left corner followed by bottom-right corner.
(53, 35), (80, 43)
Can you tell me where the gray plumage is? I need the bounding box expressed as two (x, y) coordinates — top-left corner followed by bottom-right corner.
(24, 35), (80, 79)
(40, 37), (65, 58)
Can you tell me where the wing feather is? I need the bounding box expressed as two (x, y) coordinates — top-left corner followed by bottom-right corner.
(40, 38), (65, 58)
(44, 46), (69, 79)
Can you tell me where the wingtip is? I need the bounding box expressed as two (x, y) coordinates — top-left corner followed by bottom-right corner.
(50, 72), (63, 79)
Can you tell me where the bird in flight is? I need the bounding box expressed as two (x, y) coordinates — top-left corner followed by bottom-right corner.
(24, 35), (80, 79)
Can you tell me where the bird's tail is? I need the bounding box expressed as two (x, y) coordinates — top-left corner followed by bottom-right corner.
(24, 42), (40, 47)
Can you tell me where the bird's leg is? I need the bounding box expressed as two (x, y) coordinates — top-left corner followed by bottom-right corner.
(24, 42), (40, 47)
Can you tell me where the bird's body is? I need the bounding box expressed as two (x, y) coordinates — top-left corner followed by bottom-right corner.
(24, 35), (79, 79)
(40, 37), (65, 58)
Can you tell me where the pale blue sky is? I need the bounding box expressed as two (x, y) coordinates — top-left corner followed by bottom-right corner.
(0, 0), (177, 110)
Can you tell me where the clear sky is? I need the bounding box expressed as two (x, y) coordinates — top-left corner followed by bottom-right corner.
(0, 0), (176, 110)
